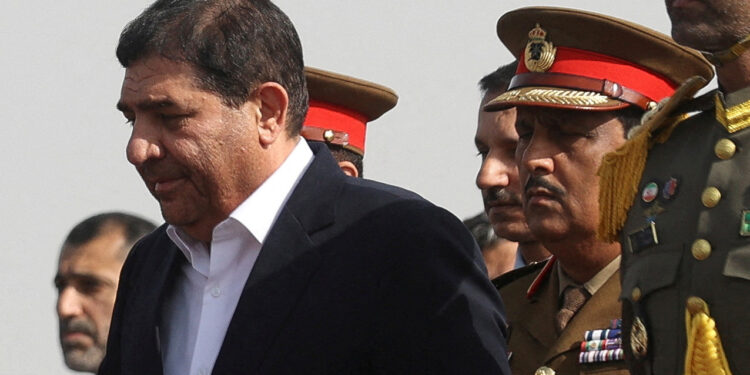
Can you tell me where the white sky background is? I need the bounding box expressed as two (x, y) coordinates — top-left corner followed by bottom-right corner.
(0, 1), (680, 373)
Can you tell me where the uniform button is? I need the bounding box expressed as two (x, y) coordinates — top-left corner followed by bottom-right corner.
(323, 129), (335, 142)
(535, 366), (555, 375)
(714, 138), (737, 160)
(691, 239), (712, 260)
(701, 187), (722, 208)
(210, 287), (221, 297)
(631, 287), (642, 302)
(687, 296), (707, 314)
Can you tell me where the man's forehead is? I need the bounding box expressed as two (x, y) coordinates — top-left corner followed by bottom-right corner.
(121, 58), (199, 94)
(118, 62), (206, 113)
(517, 106), (614, 125)
(60, 232), (127, 262)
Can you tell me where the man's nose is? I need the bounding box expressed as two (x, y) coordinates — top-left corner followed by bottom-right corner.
(476, 154), (511, 191)
(519, 135), (555, 177)
(126, 118), (164, 166)
(57, 287), (84, 319)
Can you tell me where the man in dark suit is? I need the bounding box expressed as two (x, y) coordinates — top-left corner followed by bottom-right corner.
(101, 1), (511, 374)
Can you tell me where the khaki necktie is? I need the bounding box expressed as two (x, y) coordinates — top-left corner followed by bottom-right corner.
(555, 286), (590, 334)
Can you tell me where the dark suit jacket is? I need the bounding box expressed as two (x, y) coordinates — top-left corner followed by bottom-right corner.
(497, 261), (629, 375)
(99, 142), (510, 375)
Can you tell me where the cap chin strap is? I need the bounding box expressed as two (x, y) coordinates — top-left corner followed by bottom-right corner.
(702, 34), (750, 66)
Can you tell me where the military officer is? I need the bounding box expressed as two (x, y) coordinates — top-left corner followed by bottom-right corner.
(302, 67), (397, 178)
(600, 0), (750, 374)
(485, 7), (712, 375)
(475, 61), (551, 278)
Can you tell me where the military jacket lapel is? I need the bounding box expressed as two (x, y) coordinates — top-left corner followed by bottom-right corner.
(544, 270), (622, 366)
(519, 265), (560, 352)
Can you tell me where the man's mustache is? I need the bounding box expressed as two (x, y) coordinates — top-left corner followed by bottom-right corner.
(523, 176), (565, 197)
(484, 187), (523, 206)
(61, 318), (97, 338)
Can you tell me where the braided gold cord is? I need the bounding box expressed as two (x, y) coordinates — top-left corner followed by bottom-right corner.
(684, 299), (732, 375)
(596, 76), (706, 242)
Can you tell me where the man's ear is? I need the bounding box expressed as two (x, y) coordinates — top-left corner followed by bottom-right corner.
(254, 82), (289, 147)
(337, 161), (359, 178)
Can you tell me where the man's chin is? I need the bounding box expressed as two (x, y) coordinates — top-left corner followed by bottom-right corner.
(490, 220), (533, 242)
(526, 220), (569, 243)
(159, 201), (198, 226)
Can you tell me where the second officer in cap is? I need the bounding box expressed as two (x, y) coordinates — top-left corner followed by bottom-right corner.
(302, 67), (397, 178)
(486, 7), (712, 375)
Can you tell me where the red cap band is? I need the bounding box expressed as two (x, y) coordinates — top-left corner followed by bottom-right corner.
(304, 100), (368, 153)
(519, 47), (678, 102)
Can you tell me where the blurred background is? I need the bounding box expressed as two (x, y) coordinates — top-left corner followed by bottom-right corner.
(0, 1), (691, 373)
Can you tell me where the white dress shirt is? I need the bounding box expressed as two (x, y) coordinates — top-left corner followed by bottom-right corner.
(160, 140), (313, 375)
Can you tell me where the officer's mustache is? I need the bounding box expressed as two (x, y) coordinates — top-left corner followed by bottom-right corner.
(523, 176), (566, 198)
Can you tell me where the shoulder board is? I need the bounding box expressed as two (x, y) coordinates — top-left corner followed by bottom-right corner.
(491, 258), (549, 291)
(637, 76), (710, 138)
(673, 88), (718, 116)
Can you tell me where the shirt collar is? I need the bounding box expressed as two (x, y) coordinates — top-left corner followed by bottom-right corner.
(167, 139), (313, 263)
(557, 255), (621, 296)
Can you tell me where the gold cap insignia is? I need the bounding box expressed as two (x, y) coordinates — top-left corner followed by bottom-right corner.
(525, 24), (556, 72)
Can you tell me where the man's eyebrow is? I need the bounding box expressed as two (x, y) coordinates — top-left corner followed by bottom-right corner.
(116, 98), (178, 113)
(54, 272), (117, 288)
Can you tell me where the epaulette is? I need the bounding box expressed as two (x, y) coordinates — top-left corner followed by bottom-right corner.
(648, 89), (716, 139)
(597, 76), (710, 242)
(492, 258), (549, 291)
(673, 88), (718, 115)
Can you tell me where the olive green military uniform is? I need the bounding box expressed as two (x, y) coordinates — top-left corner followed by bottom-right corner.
(620, 87), (750, 374)
(497, 261), (629, 375)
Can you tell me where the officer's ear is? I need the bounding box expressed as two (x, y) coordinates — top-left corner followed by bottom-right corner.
(338, 161), (359, 178)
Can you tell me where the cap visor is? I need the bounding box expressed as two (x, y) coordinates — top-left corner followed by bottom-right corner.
(483, 86), (630, 112)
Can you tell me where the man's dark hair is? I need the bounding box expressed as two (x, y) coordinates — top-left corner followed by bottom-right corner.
(116, 0), (308, 135)
(63, 212), (156, 259)
(615, 105), (645, 135)
(479, 61), (518, 95)
(328, 145), (364, 177)
(462, 212), (499, 252)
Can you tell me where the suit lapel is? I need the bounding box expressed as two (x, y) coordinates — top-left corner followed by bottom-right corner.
(122, 231), (182, 375)
(544, 270), (622, 364)
(212, 142), (343, 374)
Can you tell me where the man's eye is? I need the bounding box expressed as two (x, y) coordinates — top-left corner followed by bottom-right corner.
(76, 279), (103, 295)
(476, 150), (488, 160)
(160, 113), (189, 129)
(160, 113), (188, 121)
(54, 280), (66, 293)
(517, 129), (532, 140)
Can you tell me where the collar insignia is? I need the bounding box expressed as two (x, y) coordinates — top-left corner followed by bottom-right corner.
(715, 93), (750, 133)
